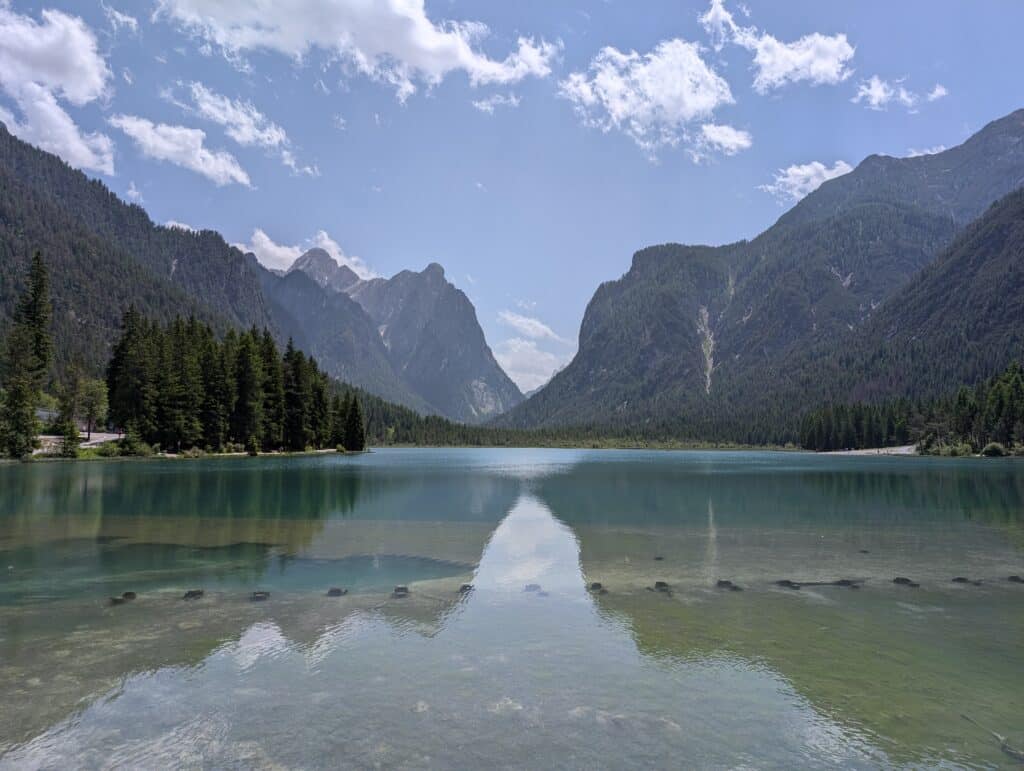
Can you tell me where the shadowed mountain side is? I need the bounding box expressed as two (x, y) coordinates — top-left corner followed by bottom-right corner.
(345, 263), (523, 423)
(499, 109), (1024, 439)
(256, 266), (433, 412)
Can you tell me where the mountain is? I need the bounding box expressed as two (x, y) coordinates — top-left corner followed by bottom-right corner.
(293, 258), (523, 423)
(0, 123), (272, 337)
(499, 109), (1024, 437)
(0, 122), (518, 423)
(253, 262), (432, 412)
(0, 123), (253, 374)
(801, 187), (1024, 406)
(286, 248), (361, 293)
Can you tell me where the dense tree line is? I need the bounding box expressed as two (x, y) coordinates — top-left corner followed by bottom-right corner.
(106, 309), (366, 454)
(799, 362), (1024, 455)
(0, 252), (52, 457)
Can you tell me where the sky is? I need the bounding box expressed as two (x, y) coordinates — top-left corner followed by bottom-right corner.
(0, 1), (1021, 392)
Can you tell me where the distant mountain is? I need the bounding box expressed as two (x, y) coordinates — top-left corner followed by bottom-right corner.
(499, 108), (1024, 438)
(289, 254), (522, 423)
(287, 248), (361, 293)
(346, 263), (522, 422)
(254, 261), (432, 412)
(0, 122), (520, 423)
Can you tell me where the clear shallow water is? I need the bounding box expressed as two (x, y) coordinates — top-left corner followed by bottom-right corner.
(0, 449), (1022, 769)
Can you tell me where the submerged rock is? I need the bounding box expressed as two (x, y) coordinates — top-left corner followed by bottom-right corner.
(653, 556), (664, 561)
(182, 589), (204, 600)
(250, 591), (270, 602)
(892, 577), (920, 588)
(775, 580), (801, 590)
(121, 591), (136, 601)
(1008, 575), (1023, 583)
(459, 583), (474, 594)
(654, 581), (671, 592)
(326, 587), (347, 597)
(589, 582), (603, 592)
(952, 577), (970, 583)
(392, 586), (410, 598)
(108, 596), (126, 606)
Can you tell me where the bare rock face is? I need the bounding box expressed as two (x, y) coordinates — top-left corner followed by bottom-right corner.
(289, 252), (523, 423)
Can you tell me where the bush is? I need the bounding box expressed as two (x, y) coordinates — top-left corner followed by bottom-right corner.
(981, 442), (1008, 457)
(96, 441), (121, 458)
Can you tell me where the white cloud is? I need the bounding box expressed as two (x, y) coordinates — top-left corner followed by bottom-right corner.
(759, 160), (853, 204)
(155, 0), (558, 101)
(234, 228), (377, 278)
(559, 39), (733, 158)
(0, 84), (114, 175)
(498, 311), (571, 345)
(102, 3), (138, 33)
(851, 75), (893, 110)
(109, 114), (251, 186)
(927, 83), (948, 102)
(126, 181), (142, 202)
(853, 76), (935, 112)
(697, 123), (752, 156)
(188, 81), (286, 147)
(472, 92), (521, 114)
(700, 0), (854, 93)
(906, 145), (946, 158)
(0, 5), (114, 174)
(494, 337), (571, 393)
(332, 114), (347, 131)
(170, 81), (318, 176)
(165, 219), (196, 231)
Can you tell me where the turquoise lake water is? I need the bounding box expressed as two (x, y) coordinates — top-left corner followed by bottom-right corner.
(1, 449), (1022, 768)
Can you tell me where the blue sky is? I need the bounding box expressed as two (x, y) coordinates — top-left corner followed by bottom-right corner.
(0, 1), (1021, 390)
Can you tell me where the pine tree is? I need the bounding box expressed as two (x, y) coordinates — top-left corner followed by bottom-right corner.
(1, 324), (40, 458)
(18, 251), (53, 390)
(232, 332), (263, 453)
(259, 330), (285, 451)
(344, 395), (366, 452)
(282, 340), (309, 451)
(330, 392), (349, 447)
(1, 254), (52, 458)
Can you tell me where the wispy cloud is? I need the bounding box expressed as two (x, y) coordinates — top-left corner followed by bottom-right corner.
(109, 114), (251, 186)
(156, 0), (558, 101)
(760, 160), (853, 204)
(498, 310), (571, 344)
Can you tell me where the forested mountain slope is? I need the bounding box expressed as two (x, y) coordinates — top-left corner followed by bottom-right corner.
(0, 123), (272, 334)
(499, 109), (1024, 437)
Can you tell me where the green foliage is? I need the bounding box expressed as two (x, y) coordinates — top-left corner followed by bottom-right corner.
(343, 394), (366, 452)
(799, 362), (1024, 455)
(1, 252), (52, 458)
(106, 316), (362, 454)
(79, 378), (107, 439)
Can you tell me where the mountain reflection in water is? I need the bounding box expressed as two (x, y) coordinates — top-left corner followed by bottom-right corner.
(0, 449), (1021, 768)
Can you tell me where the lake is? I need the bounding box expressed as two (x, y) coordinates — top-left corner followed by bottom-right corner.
(1, 449), (1022, 769)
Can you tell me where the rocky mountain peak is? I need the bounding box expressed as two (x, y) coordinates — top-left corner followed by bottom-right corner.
(288, 248), (361, 293)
